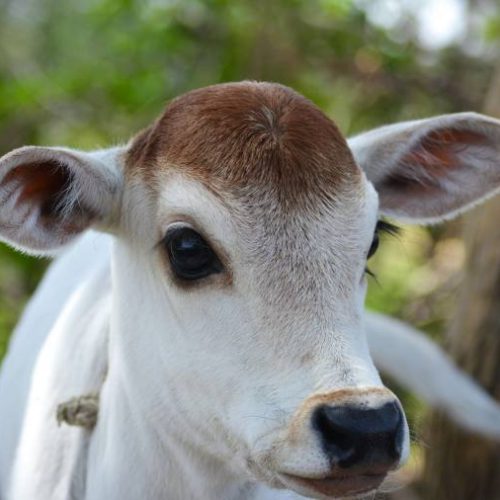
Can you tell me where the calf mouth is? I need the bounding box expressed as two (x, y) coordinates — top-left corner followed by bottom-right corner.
(278, 471), (386, 498)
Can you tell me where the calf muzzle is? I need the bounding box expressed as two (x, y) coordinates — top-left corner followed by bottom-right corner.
(311, 401), (404, 473)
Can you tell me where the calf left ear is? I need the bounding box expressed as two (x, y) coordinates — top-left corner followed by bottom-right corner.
(0, 146), (123, 254)
(348, 112), (500, 223)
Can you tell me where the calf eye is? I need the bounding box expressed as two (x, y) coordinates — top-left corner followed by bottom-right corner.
(164, 227), (223, 281)
(367, 232), (380, 259)
(367, 220), (399, 260)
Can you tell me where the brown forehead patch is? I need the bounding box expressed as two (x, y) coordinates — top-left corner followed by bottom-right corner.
(126, 81), (361, 206)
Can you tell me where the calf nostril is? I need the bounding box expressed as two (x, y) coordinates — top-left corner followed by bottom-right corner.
(311, 401), (404, 470)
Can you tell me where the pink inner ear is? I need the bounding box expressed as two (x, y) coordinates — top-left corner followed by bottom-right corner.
(402, 128), (488, 178)
(2, 161), (91, 235)
(3, 161), (70, 216)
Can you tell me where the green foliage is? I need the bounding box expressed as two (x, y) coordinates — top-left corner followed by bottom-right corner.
(1, 0), (492, 154)
(485, 14), (500, 42)
(0, 246), (47, 360)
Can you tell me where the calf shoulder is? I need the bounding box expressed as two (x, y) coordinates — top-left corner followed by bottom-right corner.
(0, 231), (112, 500)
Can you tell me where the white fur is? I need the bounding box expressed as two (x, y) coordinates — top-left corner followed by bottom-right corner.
(1, 110), (500, 500)
(365, 311), (500, 438)
(0, 231), (111, 497)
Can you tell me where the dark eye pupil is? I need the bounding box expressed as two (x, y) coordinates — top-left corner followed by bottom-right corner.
(367, 233), (379, 259)
(171, 233), (210, 267)
(165, 228), (222, 281)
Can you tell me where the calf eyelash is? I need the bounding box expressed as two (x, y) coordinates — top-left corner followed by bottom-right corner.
(365, 219), (401, 279)
(376, 220), (401, 237)
(365, 269), (376, 279)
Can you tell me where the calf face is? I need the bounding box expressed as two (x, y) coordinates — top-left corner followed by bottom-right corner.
(117, 83), (403, 496)
(1, 82), (500, 499)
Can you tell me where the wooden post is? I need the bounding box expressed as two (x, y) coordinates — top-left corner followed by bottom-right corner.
(422, 67), (500, 499)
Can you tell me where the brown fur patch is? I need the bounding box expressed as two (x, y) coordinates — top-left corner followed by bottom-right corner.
(126, 82), (361, 207)
(303, 387), (392, 407)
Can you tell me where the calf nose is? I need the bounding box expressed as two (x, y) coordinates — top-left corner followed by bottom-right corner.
(311, 402), (404, 471)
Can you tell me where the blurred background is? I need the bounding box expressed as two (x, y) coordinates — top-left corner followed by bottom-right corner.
(0, 0), (499, 498)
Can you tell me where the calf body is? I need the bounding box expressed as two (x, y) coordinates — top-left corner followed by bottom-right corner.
(1, 82), (500, 500)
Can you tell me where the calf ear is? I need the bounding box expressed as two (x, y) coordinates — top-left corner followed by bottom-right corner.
(348, 112), (500, 223)
(0, 146), (123, 254)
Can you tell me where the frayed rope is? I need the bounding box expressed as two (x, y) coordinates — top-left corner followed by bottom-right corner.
(56, 393), (99, 430)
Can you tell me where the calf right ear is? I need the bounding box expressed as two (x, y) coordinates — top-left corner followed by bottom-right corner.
(0, 146), (124, 255)
(348, 112), (500, 224)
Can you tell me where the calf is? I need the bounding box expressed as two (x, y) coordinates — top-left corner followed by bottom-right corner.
(1, 82), (500, 500)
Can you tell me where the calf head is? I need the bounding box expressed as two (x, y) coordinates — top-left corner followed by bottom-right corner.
(2, 82), (500, 499)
